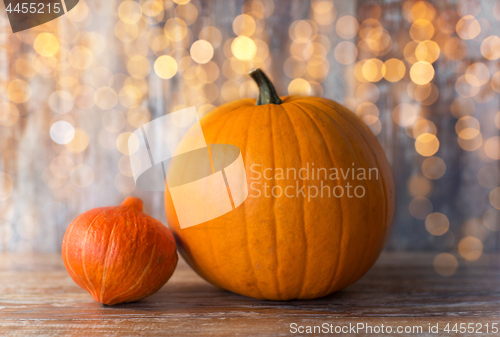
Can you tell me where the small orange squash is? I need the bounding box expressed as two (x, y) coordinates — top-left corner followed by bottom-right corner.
(165, 69), (395, 300)
(62, 197), (178, 305)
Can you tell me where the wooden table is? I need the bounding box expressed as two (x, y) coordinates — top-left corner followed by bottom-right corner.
(0, 253), (498, 336)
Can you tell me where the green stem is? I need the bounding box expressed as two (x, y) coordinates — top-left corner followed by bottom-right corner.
(249, 68), (283, 105)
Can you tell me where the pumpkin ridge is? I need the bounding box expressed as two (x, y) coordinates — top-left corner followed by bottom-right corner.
(326, 101), (386, 282)
(308, 99), (390, 195)
(81, 212), (105, 299)
(302, 100), (377, 289)
(329, 101), (392, 245)
(151, 226), (175, 290)
(289, 101), (347, 296)
(339, 115), (389, 282)
(172, 129), (205, 285)
(301, 101), (375, 294)
(206, 106), (248, 293)
(320, 98), (391, 237)
(269, 103), (283, 299)
(106, 229), (157, 305)
(242, 105), (264, 299)
(312, 98), (391, 284)
(280, 103), (308, 299)
(173, 130), (215, 287)
(99, 212), (120, 302)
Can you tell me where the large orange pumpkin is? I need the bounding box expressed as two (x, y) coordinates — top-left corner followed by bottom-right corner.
(62, 197), (178, 305)
(165, 69), (394, 300)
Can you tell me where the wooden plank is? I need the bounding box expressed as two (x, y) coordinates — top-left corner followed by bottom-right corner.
(0, 253), (498, 335)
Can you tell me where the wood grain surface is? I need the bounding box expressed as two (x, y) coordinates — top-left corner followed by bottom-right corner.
(0, 252), (498, 336)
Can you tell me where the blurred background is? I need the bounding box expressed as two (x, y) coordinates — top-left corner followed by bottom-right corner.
(0, 0), (499, 277)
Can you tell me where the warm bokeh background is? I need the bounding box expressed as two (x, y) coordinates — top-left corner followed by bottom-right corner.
(0, 0), (499, 277)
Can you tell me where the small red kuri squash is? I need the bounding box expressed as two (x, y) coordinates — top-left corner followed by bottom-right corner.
(62, 197), (178, 305)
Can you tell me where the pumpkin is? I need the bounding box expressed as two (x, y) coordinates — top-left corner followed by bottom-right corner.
(165, 69), (394, 300)
(62, 197), (178, 305)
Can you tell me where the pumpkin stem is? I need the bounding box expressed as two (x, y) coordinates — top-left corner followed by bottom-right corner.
(249, 68), (282, 105)
(121, 197), (143, 211)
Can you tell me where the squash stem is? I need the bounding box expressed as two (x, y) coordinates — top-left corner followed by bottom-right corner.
(249, 68), (283, 105)
(121, 197), (143, 211)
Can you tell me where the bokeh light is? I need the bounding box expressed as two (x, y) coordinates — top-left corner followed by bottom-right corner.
(154, 55), (178, 79)
(458, 236), (483, 261)
(0, 0), (497, 277)
(190, 40), (214, 64)
(410, 61), (435, 85)
(415, 133), (440, 156)
(232, 36), (257, 61)
(33, 33), (60, 57)
(422, 156), (446, 180)
(425, 212), (450, 236)
(433, 253), (458, 276)
(50, 121), (75, 145)
(382, 59), (406, 82)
